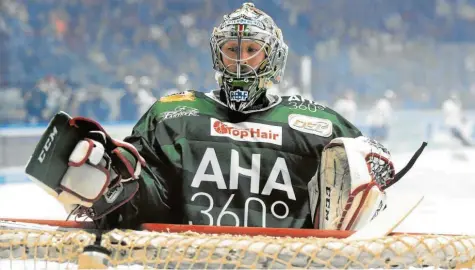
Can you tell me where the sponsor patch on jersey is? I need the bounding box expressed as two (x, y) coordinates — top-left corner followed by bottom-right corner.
(210, 118), (282, 145)
(159, 106), (199, 121)
(288, 114), (333, 137)
(159, 91), (195, 103)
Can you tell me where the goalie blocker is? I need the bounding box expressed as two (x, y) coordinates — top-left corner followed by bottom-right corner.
(25, 112), (146, 220)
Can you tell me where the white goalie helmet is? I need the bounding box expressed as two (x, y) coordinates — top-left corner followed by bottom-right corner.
(210, 2), (288, 112)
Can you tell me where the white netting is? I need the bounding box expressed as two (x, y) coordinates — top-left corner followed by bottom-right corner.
(1, 225), (475, 269)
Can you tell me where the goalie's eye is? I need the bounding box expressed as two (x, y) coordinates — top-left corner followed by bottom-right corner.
(220, 40), (265, 62)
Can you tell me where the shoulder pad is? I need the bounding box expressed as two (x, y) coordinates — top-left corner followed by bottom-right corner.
(281, 94), (327, 109)
(159, 90), (196, 103)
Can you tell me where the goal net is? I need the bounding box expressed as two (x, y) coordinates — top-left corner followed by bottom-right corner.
(1, 220), (474, 269)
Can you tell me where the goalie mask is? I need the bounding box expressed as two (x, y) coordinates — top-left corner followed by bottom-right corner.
(210, 2), (288, 112)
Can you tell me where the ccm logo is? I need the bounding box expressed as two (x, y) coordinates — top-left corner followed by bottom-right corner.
(38, 126), (58, 163)
(371, 200), (386, 221)
(325, 187), (331, 221)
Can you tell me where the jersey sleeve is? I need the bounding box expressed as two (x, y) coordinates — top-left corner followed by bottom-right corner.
(100, 103), (183, 229)
(329, 108), (363, 138)
(281, 95), (362, 139)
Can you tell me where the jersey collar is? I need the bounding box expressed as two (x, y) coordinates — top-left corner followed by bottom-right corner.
(205, 89), (282, 114)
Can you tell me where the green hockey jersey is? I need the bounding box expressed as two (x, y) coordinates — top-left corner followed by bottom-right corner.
(104, 90), (362, 229)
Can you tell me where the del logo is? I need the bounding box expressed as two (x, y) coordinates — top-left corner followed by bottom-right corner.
(288, 114), (332, 137)
(229, 89), (249, 102)
(159, 91), (195, 103)
(210, 118), (282, 145)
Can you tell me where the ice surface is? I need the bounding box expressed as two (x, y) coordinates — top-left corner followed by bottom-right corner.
(389, 148), (475, 235)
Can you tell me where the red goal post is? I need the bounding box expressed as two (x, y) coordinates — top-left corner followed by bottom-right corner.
(1, 218), (474, 269)
(2, 217), (354, 237)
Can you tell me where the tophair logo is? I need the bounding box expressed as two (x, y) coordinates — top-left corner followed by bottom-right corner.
(210, 118), (282, 145)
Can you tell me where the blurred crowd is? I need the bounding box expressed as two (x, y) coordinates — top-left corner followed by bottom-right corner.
(3, 0), (475, 124)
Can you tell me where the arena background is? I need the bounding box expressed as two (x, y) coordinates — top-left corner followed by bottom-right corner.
(1, 0), (475, 234)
